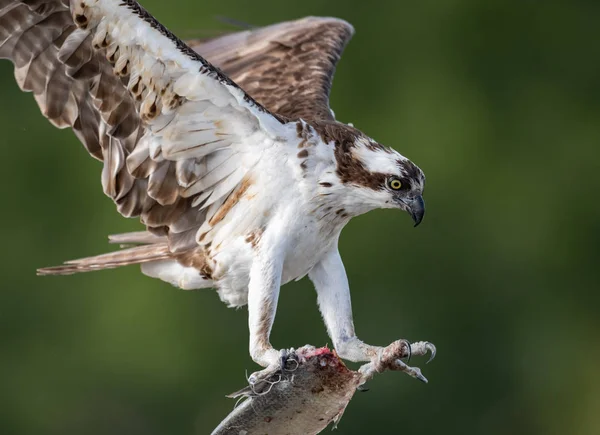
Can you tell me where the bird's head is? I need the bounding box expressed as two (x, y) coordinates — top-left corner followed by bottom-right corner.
(332, 133), (426, 226)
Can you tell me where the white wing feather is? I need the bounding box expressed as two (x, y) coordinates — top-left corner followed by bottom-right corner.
(0, 0), (296, 252)
(68, 0), (289, 245)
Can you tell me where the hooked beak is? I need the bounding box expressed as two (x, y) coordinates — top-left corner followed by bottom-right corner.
(407, 195), (425, 227)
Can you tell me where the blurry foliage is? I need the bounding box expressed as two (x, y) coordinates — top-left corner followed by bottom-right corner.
(0, 0), (599, 434)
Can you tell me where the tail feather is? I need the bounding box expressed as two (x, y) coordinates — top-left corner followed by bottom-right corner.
(37, 243), (171, 276)
(108, 231), (168, 246)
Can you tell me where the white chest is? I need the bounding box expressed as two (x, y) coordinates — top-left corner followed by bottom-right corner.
(280, 215), (339, 284)
(207, 132), (348, 304)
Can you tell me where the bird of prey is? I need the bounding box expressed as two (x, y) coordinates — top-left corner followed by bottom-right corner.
(1, 0), (435, 381)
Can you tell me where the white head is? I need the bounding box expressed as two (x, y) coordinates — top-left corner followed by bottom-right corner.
(319, 123), (426, 225)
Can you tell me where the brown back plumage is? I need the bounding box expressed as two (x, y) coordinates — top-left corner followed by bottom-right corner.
(189, 17), (354, 122)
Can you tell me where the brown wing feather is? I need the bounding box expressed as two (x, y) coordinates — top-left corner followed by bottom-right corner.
(189, 17), (354, 121)
(1, 3), (352, 268)
(0, 1), (277, 255)
(0, 0), (148, 213)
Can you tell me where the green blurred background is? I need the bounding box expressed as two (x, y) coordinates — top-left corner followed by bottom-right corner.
(1, 0), (599, 434)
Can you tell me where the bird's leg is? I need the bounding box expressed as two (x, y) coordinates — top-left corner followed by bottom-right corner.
(328, 331), (436, 384)
(247, 255), (283, 369)
(245, 236), (296, 384)
(309, 247), (436, 383)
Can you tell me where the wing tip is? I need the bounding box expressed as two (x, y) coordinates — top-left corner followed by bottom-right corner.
(300, 16), (355, 35)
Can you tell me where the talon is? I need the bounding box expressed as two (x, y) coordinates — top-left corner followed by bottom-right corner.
(403, 363), (428, 383)
(282, 348), (300, 372)
(425, 342), (436, 364)
(414, 369), (429, 384)
(279, 348), (289, 369)
(408, 340), (437, 364)
(393, 358), (429, 383)
(404, 339), (412, 363)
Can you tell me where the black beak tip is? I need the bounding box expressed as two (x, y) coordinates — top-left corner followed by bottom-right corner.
(410, 195), (425, 227)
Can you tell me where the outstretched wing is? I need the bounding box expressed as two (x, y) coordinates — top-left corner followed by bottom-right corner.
(188, 16), (354, 122)
(0, 0), (289, 252)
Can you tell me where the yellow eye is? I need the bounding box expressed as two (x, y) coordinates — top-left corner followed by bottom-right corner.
(389, 179), (402, 190)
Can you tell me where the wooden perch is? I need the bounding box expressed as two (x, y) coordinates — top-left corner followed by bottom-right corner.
(212, 341), (422, 435)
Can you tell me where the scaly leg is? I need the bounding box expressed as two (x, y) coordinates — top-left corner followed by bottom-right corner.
(245, 225), (297, 384)
(358, 339), (436, 383)
(247, 247), (284, 368)
(309, 245), (436, 382)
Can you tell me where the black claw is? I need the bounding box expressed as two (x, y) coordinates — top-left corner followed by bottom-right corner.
(280, 348), (300, 372)
(416, 372), (429, 384)
(404, 339), (412, 364)
(425, 343), (437, 364)
(279, 349), (289, 369)
(357, 385), (370, 392)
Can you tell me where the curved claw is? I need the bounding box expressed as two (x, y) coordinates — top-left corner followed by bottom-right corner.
(394, 360), (428, 383)
(392, 358), (429, 383)
(279, 348), (290, 369)
(425, 342), (436, 364)
(415, 371), (429, 384)
(413, 367), (429, 384)
(403, 339), (412, 364)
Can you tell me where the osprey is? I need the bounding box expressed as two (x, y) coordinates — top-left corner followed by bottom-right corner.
(1, 0), (435, 381)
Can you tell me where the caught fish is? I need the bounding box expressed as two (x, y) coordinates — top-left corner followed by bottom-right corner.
(212, 346), (362, 435)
